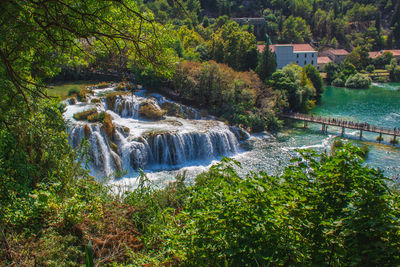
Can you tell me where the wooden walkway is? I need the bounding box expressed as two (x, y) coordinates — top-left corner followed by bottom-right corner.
(282, 113), (399, 145)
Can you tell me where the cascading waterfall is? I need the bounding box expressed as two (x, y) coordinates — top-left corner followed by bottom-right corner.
(65, 85), (248, 177)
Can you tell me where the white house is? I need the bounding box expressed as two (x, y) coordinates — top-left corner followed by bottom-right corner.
(257, 44), (318, 69)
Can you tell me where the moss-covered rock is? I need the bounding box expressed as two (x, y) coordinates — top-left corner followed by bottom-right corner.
(91, 98), (101, 104)
(101, 113), (115, 140)
(110, 141), (119, 155)
(139, 101), (166, 120)
(161, 102), (184, 118)
(94, 82), (111, 89)
(105, 91), (129, 111)
(84, 124), (91, 137)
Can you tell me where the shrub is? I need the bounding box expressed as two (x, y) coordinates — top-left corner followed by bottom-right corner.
(366, 64), (375, 73)
(105, 91), (129, 111)
(332, 77), (345, 87)
(73, 108), (98, 121)
(345, 73), (372, 89)
(139, 101), (166, 120)
(94, 82), (111, 89)
(167, 145), (400, 266)
(330, 137), (344, 155)
(67, 87), (80, 96)
(101, 113), (114, 139)
(91, 98), (101, 104)
(87, 111), (105, 122)
(360, 144), (370, 158)
(161, 102), (185, 118)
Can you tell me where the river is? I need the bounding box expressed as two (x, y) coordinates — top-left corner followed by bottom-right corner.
(67, 84), (400, 187)
(110, 83), (400, 188)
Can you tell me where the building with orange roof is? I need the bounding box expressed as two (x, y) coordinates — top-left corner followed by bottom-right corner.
(369, 50), (400, 60)
(327, 49), (349, 64)
(317, 56), (332, 71)
(258, 44), (317, 69)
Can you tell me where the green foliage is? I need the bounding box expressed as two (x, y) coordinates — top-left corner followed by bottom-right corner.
(207, 21), (258, 71)
(171, 60), (275, 131)
(68, 88), (81, 97)
(374, 51), (394, 69)
(366, 64), (375, 73)
(269, 64), (318, 112)
(345, 73), (372, 89)
(162, 145), (400, 265)
(85, 241), (94, 267)
(324, 61), (340, 84)
(73, 109), (98, 121)
(255, 44), (277, 81)
(345, 46), (371, 71)
(332, 77), (345, 87)
(386, 58), (400, 82)
(304, 64), (325, 100)
(280, 16), (312, 43)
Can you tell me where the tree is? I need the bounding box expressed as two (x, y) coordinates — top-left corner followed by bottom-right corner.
(345, 73), (372, 89)
(280, 16), (312, 43)
(386, 58), (400, 82)
(169, 145), (400, 266)
(0, 0), (177, 255)
(208, 21), (258, 71)
(345, 46), (371, 71)
(304, 64), (324, 101)
(374, 51), (394, 69)
(255, 44), (277, 81)
(324, 61), (340, 84)
(269, 64), (317, 112)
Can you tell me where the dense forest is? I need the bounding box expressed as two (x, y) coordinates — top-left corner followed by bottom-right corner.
(1, 0), (400, 266)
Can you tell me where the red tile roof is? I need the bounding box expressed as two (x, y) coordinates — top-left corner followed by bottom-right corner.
(369, 51), (381, 59)
(291, 44), (316, 52)
(381, 50), (400, 56)
(257, 44), (316, 53)
(328, 49), (349, 56)
(317, 57), (332, 64)
(369, 50), (400, 58)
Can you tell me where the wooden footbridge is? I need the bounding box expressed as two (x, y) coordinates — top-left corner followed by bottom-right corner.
(282, 113), (399, 145)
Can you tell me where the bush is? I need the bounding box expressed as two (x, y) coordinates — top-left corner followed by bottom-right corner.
(330, 137), (344, 155)
(345, 73), (372, 89)
(167, 145), (400, 266)
(67, 87), (80, 96)
(139, 101), (166, 120)
(105, 91), (129, 111)
(94, 82), (111, 89)
(73, 108), (98, 121)
(366, 64), (375, 73)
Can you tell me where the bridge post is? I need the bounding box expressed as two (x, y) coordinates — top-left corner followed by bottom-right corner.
(326, 125), (328, 134)
(321, 123), (325, 133)
(359, 130), (362, 140)
(394, 133), (397, 146)
(341, 127), (345, 137)
(378, 132), (382, 143)
(304, 120), (307, 128)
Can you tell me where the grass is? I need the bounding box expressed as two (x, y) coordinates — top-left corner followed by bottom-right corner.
(47, 81), (94, 99)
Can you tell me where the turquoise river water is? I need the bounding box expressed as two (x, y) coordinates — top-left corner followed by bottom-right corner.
(113, 83), (400, 188)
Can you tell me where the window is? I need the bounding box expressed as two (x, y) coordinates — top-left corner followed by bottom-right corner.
(312, 60), (314, 64)
(297, 54), (299, 58)
(312, 53), (314, 58)
(296, 61), (299, 63)
(304, 60), (306, 65)
(305, 53), (307, 58)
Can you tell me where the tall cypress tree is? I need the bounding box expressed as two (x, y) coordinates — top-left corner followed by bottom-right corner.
(256, 44), (277, 82)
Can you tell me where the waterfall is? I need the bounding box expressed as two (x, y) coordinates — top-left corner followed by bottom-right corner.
(65, 86), (247, 177)
(113, 97), (141, 118)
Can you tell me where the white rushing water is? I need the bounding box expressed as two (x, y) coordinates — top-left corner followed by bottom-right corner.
(65, 84), (248, 185)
